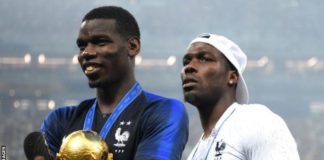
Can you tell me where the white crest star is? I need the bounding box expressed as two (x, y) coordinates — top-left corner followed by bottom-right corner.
(126, 121), (132, 125)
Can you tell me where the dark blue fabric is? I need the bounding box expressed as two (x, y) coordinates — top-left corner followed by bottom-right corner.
(40, 91), (189, 160)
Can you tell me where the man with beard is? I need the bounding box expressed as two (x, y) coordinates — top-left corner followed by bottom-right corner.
(25, 6), (188, 160)
(181, 33), (299, 160)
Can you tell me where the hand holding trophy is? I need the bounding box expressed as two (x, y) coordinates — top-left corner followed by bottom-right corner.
(56, 130), (113, 160)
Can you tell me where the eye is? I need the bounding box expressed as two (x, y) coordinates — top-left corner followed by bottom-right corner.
(183, 56), (191, 66)
(77, 42), (87, 52)
(93, 38), (111, 47)
(79, 46), (86, 52)
(197, 52), (213, 63)
(197, 54), (208, 62)
(198, 56), (207, 62)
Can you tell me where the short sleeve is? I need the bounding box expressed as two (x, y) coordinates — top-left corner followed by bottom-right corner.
(135, 99), (189, 160)
(39, 107), (74, 156)
(244, 106), (300, 160)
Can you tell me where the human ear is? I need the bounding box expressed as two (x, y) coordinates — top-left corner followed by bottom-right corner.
(228, 70), (239, 86)
(127, 37), (140, 58)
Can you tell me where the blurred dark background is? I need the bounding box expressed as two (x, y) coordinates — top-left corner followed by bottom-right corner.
(0, 0), (323, 159)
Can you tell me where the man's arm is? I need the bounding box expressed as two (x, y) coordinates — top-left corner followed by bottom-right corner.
(135, 99), (189, 160)
(39, 107), (71, 156)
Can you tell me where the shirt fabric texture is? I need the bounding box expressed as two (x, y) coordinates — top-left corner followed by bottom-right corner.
(187, 102), (300, 160)
(40, 90), (189, 160)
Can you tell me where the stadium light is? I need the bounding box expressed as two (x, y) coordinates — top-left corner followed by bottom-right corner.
(13, 100), (20, 109)
(135, 55), (142, 65)
(48, 100), (56, 110)
(257, 56), (269, 67)
(307, 57), (318, 67)
(167, 56), (176, 66)
(24, 53), (31, 64)
(38, 54), (46, 64)
(72, 54), (79, 64)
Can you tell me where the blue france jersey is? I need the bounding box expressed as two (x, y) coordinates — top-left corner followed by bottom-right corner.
(40, 91), (189, 160)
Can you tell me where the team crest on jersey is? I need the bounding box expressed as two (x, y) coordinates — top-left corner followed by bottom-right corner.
(113, 120), (132, 153)
(215, 140), (226, 159)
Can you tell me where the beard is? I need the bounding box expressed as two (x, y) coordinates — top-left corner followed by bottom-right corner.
(184, 92), (197, 105)
(87, 76), (103, 89)
(87, 75), (120, 89)
(184, 90), (205, 108)
(87, 69), (132, 91)
(88, 81), (100, 88)
(183, 87), (222, 108)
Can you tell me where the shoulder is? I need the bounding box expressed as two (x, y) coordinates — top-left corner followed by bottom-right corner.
(143, 91), (185, 108)
(142, 91), (187, 116)
(40, 106), (78, 150)
(228, 103), (290, 136)
(140, 91), (188, 128)
(134, 92), (189, 159)
(235, 103), (287, 128)
(45, 106), (77, 120)
(43, 98), (94, 123)
(236, 103), (273, 115)
(229, 104), (299, 159)
(234, 104), (299, 159)
(225, 103), (294, 144)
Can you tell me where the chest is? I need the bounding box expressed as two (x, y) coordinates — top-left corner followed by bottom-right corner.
(63, 99), (147, 160)
(192, 136), (246, 160)
(191, 120), (249, 160)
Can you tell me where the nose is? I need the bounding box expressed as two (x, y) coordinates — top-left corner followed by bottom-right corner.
(78, 44), (97, 62)
(181, 64), (197, 81)
(182, 60), (197, 74)
(182, 65), (196, 74)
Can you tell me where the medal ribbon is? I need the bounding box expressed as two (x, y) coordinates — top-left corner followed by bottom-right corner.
(191, 105), (237, 160)
(83, 82), (142, 139)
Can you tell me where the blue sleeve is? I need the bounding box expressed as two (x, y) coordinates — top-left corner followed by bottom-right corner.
(39, 107), (74, 156)
(135, 99), (189, 160)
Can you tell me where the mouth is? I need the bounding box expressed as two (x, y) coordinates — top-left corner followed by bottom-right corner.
(82, 62), (102, 76)
(182, 78), (198, 90)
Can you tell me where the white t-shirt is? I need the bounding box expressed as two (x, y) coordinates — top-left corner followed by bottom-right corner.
(187, 103), (300, 160)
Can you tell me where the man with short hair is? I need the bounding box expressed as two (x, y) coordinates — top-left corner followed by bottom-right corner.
(35, 6), (188, 160)
(181, 33), (299, 160)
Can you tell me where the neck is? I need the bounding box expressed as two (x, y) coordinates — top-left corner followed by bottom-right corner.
(96, 77), (136, 114)
(197, 95), (235, 139)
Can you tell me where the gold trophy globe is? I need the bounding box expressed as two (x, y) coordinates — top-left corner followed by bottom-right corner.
(56, 130), (113, 160)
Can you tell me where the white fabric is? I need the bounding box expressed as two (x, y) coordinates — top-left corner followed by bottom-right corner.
(187, 103), (300, 160)
(191, 136), (213, 160)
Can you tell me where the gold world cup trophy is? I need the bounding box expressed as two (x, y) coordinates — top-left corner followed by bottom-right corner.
(56, 130), (113, 160)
